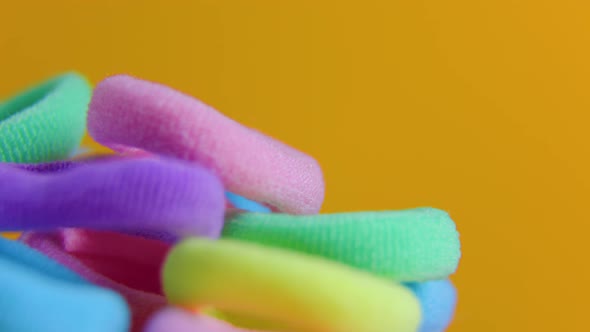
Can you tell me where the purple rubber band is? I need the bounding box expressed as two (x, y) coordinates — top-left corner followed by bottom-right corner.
(0, 157), (225, 239)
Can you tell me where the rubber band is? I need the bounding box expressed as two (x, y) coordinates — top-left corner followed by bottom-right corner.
(0, 157), (225, 239)
(222, 201), (459, 328)
(405, 280), (457, 332)
(0, 72), (91, 163)
(222, 208), (461, 281)
(0, 237), (129, 332)
(88, 75), (324, 214)
(21, 229), (171, 332)
(163, 238), (420, 332)
(1, 236), (86, 284)
(144, 308), (250, 332)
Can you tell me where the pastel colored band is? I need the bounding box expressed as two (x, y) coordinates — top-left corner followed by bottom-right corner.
(12, 159), (269, 214)
(222, 200), (459, 329)
(88, 75), (325, 214)
(0, 157), (225, 239)
(145, 308), (250, 332)
(20, 229), (270, 332)
(21, 229), (171, 332)
(163, 238), (421, 332)
(222, 208), (461, 281)
(0, 237), (129, 332)
(405, 280), (457, 332)
(145, 290), (457, 332)
(0, 72), (91, 163)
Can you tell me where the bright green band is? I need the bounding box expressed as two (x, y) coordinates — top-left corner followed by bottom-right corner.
(0, 72), (91, 163)
(222, 208), (461, 281)
(163, 238), (420, 332)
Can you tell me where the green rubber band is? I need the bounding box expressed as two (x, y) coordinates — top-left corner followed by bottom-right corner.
(164, 238), (420, 332)
(222, 208), (461, 281)
(0, 72), (91, 163)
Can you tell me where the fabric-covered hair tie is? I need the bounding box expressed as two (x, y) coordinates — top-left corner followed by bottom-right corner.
(20, 229), (172, 332)
(88, 75), (325, 214)
(144, 308), (250, 332)
(221, 197), (459, 330)
(0, 72), (91, 163)
(222, 208), (460, 281)
(0, 237), (130, 332)
(0, 157), (225, 239)
(163, 238), (421, 332)
(405, 279), (457, 332)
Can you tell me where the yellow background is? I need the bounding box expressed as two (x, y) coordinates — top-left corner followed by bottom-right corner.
(1, 1), (589, 331)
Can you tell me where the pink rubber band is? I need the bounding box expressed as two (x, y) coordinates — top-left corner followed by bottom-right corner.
(88, 75), (324, 214)
(145, 308), (251, 332)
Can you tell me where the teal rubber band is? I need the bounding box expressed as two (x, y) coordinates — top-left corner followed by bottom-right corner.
(222, 208), (461, 281)
(0, 72), (91, 163)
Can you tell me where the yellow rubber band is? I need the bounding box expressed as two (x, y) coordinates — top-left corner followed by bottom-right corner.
(163, 238), (420, 332)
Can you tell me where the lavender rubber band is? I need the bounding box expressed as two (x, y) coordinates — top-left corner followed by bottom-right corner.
(0, 157), (225, 239)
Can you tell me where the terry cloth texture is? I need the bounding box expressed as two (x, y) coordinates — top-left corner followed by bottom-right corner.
(163, 238), (420, 332)
(88, 75), (324, 215)
(0, 157), (226, 239)
(0, 72), (91, 163)
(223, 208), (461, 281)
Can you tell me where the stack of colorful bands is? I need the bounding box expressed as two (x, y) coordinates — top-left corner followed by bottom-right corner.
(0, 72), (461, 332)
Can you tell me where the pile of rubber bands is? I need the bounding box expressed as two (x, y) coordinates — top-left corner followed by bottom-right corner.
(0, 72), (461, 332)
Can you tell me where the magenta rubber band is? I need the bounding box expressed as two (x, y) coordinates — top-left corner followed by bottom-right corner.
(21, 229), (171, 332)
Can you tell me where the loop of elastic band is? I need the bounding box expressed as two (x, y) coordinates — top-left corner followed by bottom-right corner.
(0, 237), (129, 332)
(0, 72), (91, 163)
(0, 158), (225, 239)
(88, 75), (325, 214)
(16, 162), (271, 214)
(21, 229), (170, 332)
(163, 238), (420, 332)
(222, 208), (461, 281)
(223, 203), (459, 328)
(145, 308), (249, 332)
(405, 280), (457, 332)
